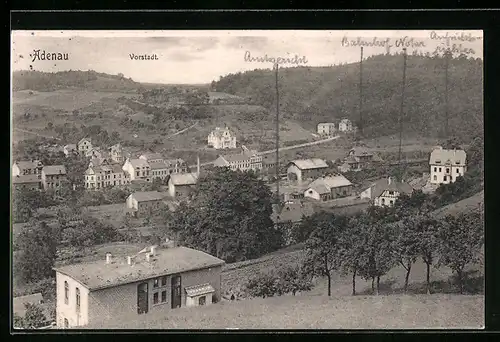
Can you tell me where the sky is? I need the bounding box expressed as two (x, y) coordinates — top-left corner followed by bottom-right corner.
(11, 30), (483, 84)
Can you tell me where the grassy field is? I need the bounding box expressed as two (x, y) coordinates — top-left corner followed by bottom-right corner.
(433, 190), (484, 219)
(86, 294), (484, 329)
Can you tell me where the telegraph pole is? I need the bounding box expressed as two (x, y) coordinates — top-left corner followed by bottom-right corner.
(359, 47), (364, 136)
(398, 48), (407, 182)
(444, 50), (450, 138)
(275, 63), (280, 212)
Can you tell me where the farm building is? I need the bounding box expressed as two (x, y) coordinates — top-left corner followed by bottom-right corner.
(360, 177), (413, 207)
(429, 147), (467, 185)
(126, 191), (165, 217)
(287, 158), (329, 183)
(53, 244), (225, 328)
(207, 126), (237, 149)
(304, 174), (353, 201)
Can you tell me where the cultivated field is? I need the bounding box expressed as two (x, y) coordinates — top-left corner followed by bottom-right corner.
(86, 294), (484, 329)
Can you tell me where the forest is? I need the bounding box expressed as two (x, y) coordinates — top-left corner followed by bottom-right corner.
(212, 53), (483, 143)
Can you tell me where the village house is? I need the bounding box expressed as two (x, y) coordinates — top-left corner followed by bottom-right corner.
(360, 177), (413, 207)
(88, 157), (108, 168)
(429, 146), (467, 185)
(213, 146), (262, 172)
(12, 160), (44, 177)
(207, 126), (237, 149)
(338, 147), (382, 172)
(12, 174), (43, 191)
(287, 158), (329, 183)
(85, 147), (103, 159)
(63, 144), (78, 157)
(126, 191), (165, 217)
(84, 164), (130, 190)
(109, 143), (125, 164)
(168, 172), (198, 199)
(139, 153), (164, 164)
(317, 122), (337, 136)
(77, 138), (93, 156)
(148, 158), (189, 183)
(338, 118), (354, 132)
(304, 174), (353, 201)
(41, 165), (67, 190)
(53, 244), (225, 328)
(122, 158), (152, 182)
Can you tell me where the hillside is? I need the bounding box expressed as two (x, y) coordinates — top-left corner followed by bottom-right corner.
(433, 189), (484, 219)
(212, 54), (483, 143)
(86, 294), (484, 329)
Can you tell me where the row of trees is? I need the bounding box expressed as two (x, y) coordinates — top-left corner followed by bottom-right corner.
(299, 198), (483, 297)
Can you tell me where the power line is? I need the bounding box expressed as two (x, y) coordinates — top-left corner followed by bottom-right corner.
(398, 48), (407, 182)
(359, 47), (363, 137)
(444, 50), (450, 138)
(275, 63), (280, 213)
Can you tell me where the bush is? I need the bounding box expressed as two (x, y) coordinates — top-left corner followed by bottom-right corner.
(245, 266), (312, 298)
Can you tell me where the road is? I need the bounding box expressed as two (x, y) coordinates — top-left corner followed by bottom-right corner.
(165, 121), (198, 139)
(188, 135), (341, 169)
(13, 128), (61, 141)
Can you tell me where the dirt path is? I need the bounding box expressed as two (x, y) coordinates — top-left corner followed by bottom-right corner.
(13, 128), (61, 141)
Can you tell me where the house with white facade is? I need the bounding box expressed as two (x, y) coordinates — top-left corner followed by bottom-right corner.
(126, 191), (166, 217)
(122, 158), (152, 182)
(207, 126), (237, 149)
(139, 153), (164, 164)
(77, 138), (93, 156)
(109, 143), (125, 164)
(213, 146), (262, 172)
(12, 160), (44, 177)
(360, 177), (413, 207)
(317, 123), (337, 136)
(429, 147), (467, 185)
(338, 118), (354, 132)
(84, 164), (130, 190)
(168, 173), (198, 199)
(41, 165), (67, 191)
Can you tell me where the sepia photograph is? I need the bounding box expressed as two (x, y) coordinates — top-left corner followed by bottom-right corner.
(10, 29), (484, 330)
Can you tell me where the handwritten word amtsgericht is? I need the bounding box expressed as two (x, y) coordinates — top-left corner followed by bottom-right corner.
(31, 50), (69, 63)
(244, 51), (308, 65)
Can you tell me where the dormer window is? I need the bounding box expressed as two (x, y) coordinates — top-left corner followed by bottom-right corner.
(455, 161), (461, 165)
(435, 160), (441, 164)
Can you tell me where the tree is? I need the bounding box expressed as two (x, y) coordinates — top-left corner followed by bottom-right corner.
(278, 265), (313, 296)
(23, 303), (48, 328)
(302, 212), (348, 296)
(168, 167), (283, 263)
(391, 219), (420, 293)
(437, 210), (484, 294)
(16, 221), (57, 283)
(412, 214), (441, 294)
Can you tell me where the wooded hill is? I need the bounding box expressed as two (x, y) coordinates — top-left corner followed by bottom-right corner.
(211, 54), (483, 143)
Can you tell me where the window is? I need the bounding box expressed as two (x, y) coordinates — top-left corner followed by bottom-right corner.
(64, 318), (69, 328)
(388, 191), (394, 195)
(446, 168), (450, 173)
(433, 175), (437, 181)
(199, 296), (206, 306)
(444, 176), (447, 181)
(456, 168), (460, 173)
(434, 167), (437, 172)
(64, 281), (69, 304)
(136, 171), (140, 177)
(161, 290), (167, 303)
(153, 278), (159, 288)
(390, 200), (394, 205)
(76, 288), (80, 313)
(439, 168), (442, 172)
(153, 292), (159, 304)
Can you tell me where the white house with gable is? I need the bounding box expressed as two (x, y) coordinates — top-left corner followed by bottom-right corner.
(207, 126), (237, 149)
(429, 146), (467, 185)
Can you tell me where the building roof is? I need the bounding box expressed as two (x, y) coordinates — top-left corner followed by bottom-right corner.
(141, 153), (163, 161)
(169, 173), (198, 186)
(110, 164), (124, 173)
(42, 165), (67, 175)
(78, 137), (91, 145)
(365, 177), (414, 199)
(307, 175), (352, 194)
(317, 122), (336, 126)
(64, 144), (77, 150)
(349, 147), (373, 157)
(130, 191), (165, 202)
(14, 160), (42, 170)
(13, 174), (41, 184)
(149, 161), (170, 170)
(13, 293), (44, 317)
(340, 118), (352, 123)
(271, 201), (315, 223)
(209, 126), (235, 139)
(127, 158), (150, 168)
(185, 283), (215, 297)
(429, 148), (467, 166)
(289, 158), (329, 170)
(53, 246), (225, 291)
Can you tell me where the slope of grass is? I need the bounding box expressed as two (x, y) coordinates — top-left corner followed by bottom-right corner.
(432, 189), (484, 219)
(85, 294), (484, 329)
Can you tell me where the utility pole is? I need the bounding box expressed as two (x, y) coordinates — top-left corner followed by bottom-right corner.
(398, 48), (407, 182)
(359, 47), (364, 136)
(275, 63), (281, 212)
(444, 49), (450, 138)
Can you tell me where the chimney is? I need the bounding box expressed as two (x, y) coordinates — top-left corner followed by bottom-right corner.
(150, 246), (157, 256)
(197, 155), (200, 177)
(146, 253), (151, 262)
(388, 177), (392, 185)
(105, 253), (112, 264)
(127, 256), (133, 265)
